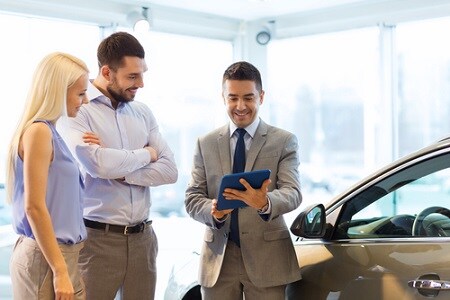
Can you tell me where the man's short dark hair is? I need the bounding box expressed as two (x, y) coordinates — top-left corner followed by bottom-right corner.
(97, 31), (145, 70)
(222, 61), (263, 92)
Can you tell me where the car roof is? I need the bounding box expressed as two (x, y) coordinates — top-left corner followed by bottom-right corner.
(324, 138), (450, 210)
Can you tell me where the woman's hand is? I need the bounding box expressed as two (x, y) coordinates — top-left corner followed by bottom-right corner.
(53, 269), (74, 300)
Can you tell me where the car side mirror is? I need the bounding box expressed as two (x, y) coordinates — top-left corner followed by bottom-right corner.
(290, 204), (326, 238)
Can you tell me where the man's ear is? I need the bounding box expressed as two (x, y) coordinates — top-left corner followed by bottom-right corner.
(259, 90), (265, 104)
(100, 65), (111, 81)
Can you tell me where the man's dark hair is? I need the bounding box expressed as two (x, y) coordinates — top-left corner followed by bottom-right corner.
(97, 31), (145, 70)
(222, 61), (263, 92)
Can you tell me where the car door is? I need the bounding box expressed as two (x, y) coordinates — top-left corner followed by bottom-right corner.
(289, 149), (450, 299)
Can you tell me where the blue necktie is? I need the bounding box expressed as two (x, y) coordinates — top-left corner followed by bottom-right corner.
(230, 128), (246, 247)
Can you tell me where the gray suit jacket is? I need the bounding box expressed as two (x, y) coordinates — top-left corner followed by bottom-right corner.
(185, 120), (302, 288)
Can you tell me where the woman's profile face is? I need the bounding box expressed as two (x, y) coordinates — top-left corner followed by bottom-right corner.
(67, 73), (89, 117)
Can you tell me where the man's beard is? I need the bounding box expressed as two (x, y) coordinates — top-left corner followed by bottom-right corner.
(107, 85), (134, 104)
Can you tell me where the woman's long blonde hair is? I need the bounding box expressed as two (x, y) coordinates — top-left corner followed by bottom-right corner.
(5, 52), (89, 203)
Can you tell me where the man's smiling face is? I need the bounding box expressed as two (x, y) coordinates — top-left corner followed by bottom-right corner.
(223, 79), (264, 128)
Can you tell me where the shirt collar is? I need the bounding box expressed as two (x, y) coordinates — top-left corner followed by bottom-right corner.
(229, 117), (260, 138)
(87, 81), (116, 109)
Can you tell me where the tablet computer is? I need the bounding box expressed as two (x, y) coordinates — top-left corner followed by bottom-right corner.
(217, 169), (271, 210)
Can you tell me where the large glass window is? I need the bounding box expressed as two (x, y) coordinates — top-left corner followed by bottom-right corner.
(267, 28), (380, 199)
(396, 17), (450, 157)
(0, 13), (100, 183)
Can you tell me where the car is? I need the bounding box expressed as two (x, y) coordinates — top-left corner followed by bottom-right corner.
(164, 138), (450, 299)
(164, 250), (201, 300)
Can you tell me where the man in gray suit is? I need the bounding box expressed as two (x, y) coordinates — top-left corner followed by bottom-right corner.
(185, 61), (302, 300)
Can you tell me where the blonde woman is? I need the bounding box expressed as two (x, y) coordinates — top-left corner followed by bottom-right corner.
(6, 52), (97, 300)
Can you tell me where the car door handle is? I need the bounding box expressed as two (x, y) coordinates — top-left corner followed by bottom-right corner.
(409, 280), (450, 290)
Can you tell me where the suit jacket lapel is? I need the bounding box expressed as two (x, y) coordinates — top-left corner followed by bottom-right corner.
(246, 120), (268, 171)
(218, 125), (232, 175)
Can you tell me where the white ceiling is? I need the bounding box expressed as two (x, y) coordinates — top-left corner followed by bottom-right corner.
(115, 0), (370, 21)
(2, 0), (450, 41)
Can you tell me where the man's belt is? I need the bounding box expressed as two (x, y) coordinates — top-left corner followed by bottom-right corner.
(83, 218), (152, 235)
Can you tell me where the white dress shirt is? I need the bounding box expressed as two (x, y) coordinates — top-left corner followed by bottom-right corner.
(58, 82), (178, 225)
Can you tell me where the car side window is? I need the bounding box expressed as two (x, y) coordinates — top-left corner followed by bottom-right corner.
(333, 153), (450, 239)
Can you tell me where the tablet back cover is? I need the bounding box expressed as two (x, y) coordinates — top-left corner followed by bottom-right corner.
(217, 169), (271, 210)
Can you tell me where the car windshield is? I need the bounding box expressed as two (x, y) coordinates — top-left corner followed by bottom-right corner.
(333, 152), (450, 239)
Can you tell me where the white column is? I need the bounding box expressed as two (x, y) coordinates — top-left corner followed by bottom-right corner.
(376, 23), (398, 166)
